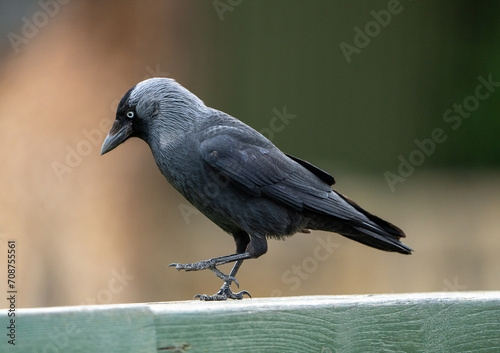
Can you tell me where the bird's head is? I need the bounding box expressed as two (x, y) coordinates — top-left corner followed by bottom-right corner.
(101, 77), (206, 155)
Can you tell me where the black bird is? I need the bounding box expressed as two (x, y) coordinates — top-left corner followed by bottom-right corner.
(101, 78), (412, 301)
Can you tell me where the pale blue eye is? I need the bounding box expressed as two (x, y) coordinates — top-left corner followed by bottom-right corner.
(127, 111), (134, 118)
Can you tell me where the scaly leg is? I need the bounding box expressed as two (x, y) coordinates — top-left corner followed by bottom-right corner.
(194, 259), (251, 301)
(169, 253), (252, 301)
(169, 252), (252, 271)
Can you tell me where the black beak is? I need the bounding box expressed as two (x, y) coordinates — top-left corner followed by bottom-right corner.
(101, 119), (133, 155)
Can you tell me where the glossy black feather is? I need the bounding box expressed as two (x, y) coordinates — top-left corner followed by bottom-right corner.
(103, 78), (412, 257)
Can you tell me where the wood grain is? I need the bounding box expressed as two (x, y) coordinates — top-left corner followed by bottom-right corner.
(1, 292), (499, 352)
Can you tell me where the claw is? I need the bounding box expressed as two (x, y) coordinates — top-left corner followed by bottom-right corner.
(169, 262), (194, 271)
(224, 275), (239, 288)
(239, 290), (252, 299)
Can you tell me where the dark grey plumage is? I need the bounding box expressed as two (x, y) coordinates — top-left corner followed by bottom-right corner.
(101, 78), (412, 300)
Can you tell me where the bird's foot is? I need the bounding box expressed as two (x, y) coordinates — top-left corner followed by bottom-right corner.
(169, 255), (252, 301)
(194, 285), (251, 301)
(169, 261), (239, 287)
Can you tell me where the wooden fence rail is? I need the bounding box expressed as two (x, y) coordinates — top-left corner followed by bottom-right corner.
(1, 292), (499, 352)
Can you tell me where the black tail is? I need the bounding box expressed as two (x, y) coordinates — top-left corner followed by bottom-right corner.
(340, 223), (412, 255)
(313, 192), (413, 255)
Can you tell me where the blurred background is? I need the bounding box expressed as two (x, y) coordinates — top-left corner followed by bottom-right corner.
(0, 0), (499, 308)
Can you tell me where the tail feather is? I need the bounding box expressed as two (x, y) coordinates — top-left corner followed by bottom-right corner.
(345, 224), (413, 254)
(312, 191), (413, 255)
(337, 192), (406, 238)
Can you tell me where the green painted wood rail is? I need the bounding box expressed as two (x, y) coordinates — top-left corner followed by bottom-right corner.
(1, 292), (499, 352)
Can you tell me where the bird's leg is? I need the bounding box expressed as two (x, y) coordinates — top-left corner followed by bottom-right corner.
(169, 253), (252, 300)
(209, 266), (240, 288)
(170, 236), (266, 301)
(169, 252), (252, 300)
(194, 259), (251, 301)
(169, 252), (251, 272)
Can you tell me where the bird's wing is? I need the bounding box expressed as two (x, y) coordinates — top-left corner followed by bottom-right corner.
(285, 153), (335, 186)
(199, 131), (360, 220)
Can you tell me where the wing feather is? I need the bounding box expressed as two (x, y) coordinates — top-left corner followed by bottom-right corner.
(199, 132), (365, 222)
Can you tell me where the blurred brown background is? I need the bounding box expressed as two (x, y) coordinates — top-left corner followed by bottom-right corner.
(0, 0), (499, 308)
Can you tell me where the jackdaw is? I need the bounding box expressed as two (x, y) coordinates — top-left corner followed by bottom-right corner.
(101, 78), (412, 301)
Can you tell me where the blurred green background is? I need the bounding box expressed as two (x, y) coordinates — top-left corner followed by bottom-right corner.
(0, 0), (498, 308)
